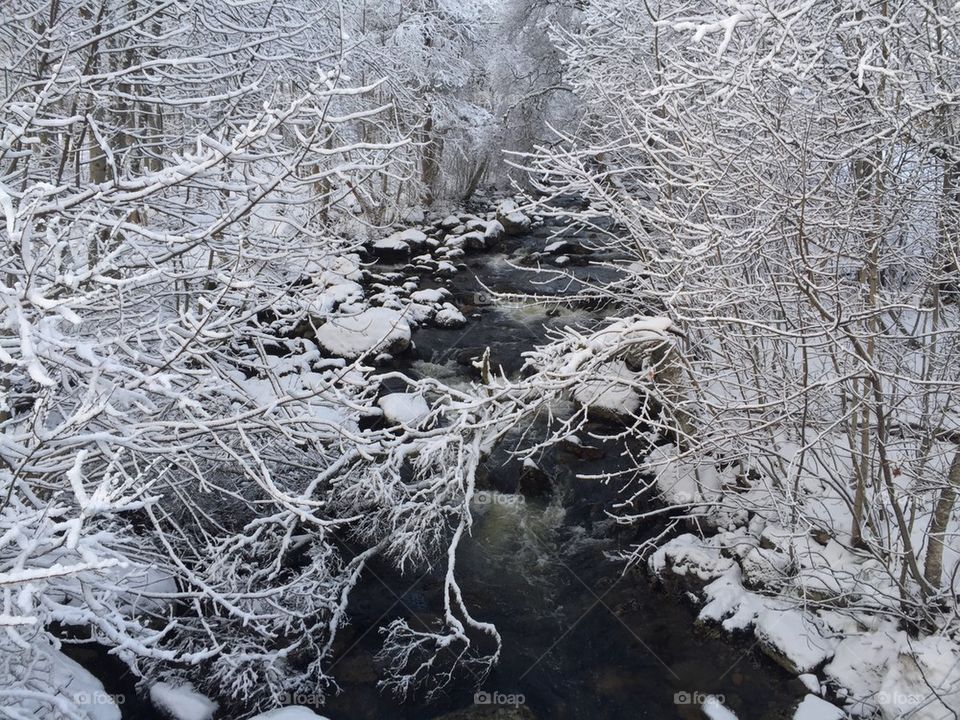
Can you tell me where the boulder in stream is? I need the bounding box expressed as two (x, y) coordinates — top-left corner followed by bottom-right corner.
(495, 199), (531, 236)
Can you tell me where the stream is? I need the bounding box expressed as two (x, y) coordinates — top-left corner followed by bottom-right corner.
(68, 205), (807, 720)
(318, 208), (808, 720)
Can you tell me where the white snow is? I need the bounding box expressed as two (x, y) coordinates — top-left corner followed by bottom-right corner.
(248, 709), (329, 720)
(755, 605), (837, 673)
(314, 307), (412, 359)
(434, 304), (466, 327)
(5, 638), (122, 720)
(378, 393), (430, 427)
(793, 695), (844, 720)
(703, 696), (739, 720)
(877, 635), (960, 720)
(797, 674), (820, 695)
(149, 682), (218, 720)
(396, 228), (427, 244)
(372, 237), (409, 251)
(570, 359), (641, 420)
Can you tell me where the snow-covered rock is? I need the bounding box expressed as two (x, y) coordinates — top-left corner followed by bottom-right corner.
(434, 304), (466, 328)
(495, 199), (531, 235)
(484, 219), (505, 243)
(649, 533), (734, 582)
(370, 237), (409, 263)
(703, 696), (739, 720)
(410, 288), (450, 304)
(315, 308), (411, 359)
(150, 682), (217, 720)
(571, 359), (641, 422)
(378, 393), (430, 427)
(793, 695), (844, 720)
(797, 674), (820, 695)
(460, 231), (487, 252)
(755, 606), (837, 673)
(370, 229), (428, 263)
(248, 708), (329, 720)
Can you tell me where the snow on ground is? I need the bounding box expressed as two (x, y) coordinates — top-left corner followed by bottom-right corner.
(314, 307), (412, 359)
(149, 682), (217, 720)
(877, 636), (960, 720)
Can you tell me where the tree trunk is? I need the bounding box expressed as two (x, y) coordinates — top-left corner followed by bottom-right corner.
(923, 450), (960, 591)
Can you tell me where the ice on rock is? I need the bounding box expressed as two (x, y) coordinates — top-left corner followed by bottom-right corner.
(149, 682), (218, 720)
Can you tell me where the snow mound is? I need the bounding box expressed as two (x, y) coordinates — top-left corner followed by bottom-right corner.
(149, 682), (217, 720)
(315, 308), (411, 359)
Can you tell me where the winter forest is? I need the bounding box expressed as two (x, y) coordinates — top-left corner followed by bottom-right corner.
(1, 1), (960, 719)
